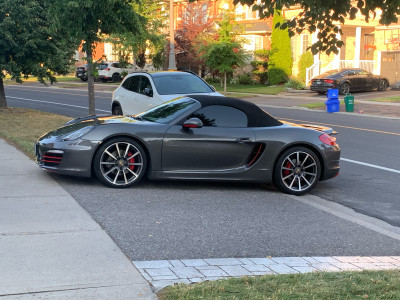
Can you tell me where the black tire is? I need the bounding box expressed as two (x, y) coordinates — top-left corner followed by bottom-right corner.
(93, 137), (147, 188)
(339, 82), (350, 95)
(273, 146), (321, 195)
(112, 105), (123, 115)
(317, 91), (326, 95)
(377, 79), (388, 91)
(112, 73), (121, 82)
(80, 76), (88, 81)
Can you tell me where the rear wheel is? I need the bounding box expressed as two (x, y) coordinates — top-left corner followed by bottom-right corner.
(273, 147), (321, 195)
(93, 138), (147, 188)
(377, 79), (388, 91)
(112, 73), (121, 82)
(339, 82), (350, 95)
(317, 91), (326, 95)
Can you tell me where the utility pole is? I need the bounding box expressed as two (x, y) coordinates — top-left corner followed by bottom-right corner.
(168, 0), (177, 70)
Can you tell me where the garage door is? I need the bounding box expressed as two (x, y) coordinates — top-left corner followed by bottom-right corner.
(381, 51), (400, 85)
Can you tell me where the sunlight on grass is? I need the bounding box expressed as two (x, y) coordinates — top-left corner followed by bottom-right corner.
(367, 96), (400, 103)
(0, 108), (70, 159)
(158, 270), (400, 300)
(213, 84), (285, 95)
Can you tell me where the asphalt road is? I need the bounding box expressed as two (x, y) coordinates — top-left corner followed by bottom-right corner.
(4, 85), (400, 260)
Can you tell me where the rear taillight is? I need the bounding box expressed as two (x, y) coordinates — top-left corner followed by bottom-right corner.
(324, 79), (334, 84)
(319, 133), (336, 146)
(106, 68), (110, 71)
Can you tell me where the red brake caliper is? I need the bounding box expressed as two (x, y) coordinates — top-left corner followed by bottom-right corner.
(283, 162), (292, 176)
(128, 152), (135, 170)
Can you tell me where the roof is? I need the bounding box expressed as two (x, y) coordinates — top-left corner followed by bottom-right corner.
(188, 95), (283, 127)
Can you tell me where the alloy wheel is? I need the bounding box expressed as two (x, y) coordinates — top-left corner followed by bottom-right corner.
(99, 141), (144, 186)
(280, 150), (318, 193)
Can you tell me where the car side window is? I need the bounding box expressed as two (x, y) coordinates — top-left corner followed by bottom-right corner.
(112, 63), (119, 68)
(140, 76), (152, 95)
(189, 105), (248, 127)
(124, 76), (141, 93)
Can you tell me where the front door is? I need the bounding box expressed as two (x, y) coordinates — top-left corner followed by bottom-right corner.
(162, 105), (256, 171)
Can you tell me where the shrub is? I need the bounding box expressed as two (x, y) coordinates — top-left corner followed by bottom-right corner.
(237, 73), (255, 85)
(254, 49), (270, 60)
(298, 52), (314, 83)
(285, 77), (305, 90)
(268, 67), (287, 85)
(253, 70), (268, 85)
(205, 77), (220, 84)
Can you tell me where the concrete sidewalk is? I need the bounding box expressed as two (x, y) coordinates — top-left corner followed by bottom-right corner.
(0, 139), (156, 299)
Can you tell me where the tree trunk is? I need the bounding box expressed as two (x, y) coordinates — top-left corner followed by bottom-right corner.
(0, 78), (7, 109)
(224, 72), (227, 93)
(87, 48), (96, 116)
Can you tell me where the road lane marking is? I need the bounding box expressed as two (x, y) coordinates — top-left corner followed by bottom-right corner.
(280, 117), (400, 136)
(7, 96), (109, 113)
(341, 158), (400, 174)
(5, 85), (111, 98)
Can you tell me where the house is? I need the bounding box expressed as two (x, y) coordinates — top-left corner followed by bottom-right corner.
(284, 7), (400, 85)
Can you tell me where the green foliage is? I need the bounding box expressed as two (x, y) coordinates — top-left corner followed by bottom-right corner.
(0, 0), (76, 108)
(268, 67), (287, 85)
(253, 70), (269, 85)
(254, 49), (270, 60)
(269, 10), (293, 79)
(237, 73), (255, 85)
(205, 77), (220, 84)
(230, 0), (400, 55)
(285, 77), (305, 90)
(298, 51), (314, 83)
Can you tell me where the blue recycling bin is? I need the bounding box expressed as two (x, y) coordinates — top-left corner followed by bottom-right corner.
(325, 89), (340, 113)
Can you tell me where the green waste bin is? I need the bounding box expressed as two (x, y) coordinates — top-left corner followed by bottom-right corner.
(344, 93), (354, 112)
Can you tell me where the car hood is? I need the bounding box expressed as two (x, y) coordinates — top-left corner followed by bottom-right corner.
(281, 121), (337, 135)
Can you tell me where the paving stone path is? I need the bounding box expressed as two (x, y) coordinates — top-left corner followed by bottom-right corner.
(133, 256), (400, 291)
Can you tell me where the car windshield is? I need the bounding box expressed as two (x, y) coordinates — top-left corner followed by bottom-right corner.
(152, 74), (213, 95)
(136, 97), (198, 124)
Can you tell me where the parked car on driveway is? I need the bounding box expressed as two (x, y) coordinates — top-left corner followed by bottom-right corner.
(310, 68), (389, 95)
(111, 71), (223, 115)
(75, 64), (88, 81)
(35, 95), (340, 195)
(98, 62), (136, 83)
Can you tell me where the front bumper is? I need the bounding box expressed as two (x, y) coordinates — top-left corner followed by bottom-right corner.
(35, 139), (99, 177)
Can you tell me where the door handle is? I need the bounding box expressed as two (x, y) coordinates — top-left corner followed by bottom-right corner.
(235, 138), (252, 143)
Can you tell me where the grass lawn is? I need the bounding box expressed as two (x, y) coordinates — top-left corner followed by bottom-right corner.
(0, 108), (70, 159)
(213, 84), (285, 95)
(4, 75), (79, 84)
(158, 270), (400, 300)
(367, 96), (400, 103)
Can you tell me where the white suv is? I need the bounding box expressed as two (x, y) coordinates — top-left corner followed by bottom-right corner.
(98, 62), (136, 82)
(111, 71), (223, 115)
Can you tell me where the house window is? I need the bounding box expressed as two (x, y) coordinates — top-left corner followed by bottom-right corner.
(255, 36), (263, 50)
(301, 34), (309, 54)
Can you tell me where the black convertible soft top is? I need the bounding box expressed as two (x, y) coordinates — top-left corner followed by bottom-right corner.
(188, 95), (283, 127)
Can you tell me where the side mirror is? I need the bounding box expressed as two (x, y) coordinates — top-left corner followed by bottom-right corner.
(143, 88), (153, 97)
(182, 118), (203, 129)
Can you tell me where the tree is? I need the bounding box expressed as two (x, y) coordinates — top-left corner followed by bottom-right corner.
(251, 49), (269, 85)
(175, 1), (216, 74)
(231, 0), (400, 54)
(0, 0), (76, 109)
(106, 0), (167, 71)
(198, 13), (249, 92)
(48, 0), (144, 115)
(268, 10), (292, 85)
(298, 51), (314, 83)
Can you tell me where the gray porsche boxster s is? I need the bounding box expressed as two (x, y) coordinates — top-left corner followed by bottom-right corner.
(35, 95), (340, 195)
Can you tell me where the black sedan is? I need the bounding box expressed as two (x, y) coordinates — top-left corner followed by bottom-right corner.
(310, 69), (389, 95)
(35, 96), (340, 195)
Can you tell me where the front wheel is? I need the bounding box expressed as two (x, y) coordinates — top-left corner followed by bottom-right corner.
(93, 138), (147, 188)
(377, 79), (388, 91)
(112, 73), (121, 82)
(112, 105), (123, 115)
(273, 147), (321, 195)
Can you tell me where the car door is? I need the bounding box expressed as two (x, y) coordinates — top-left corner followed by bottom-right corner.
(357, 70), (373, 90)
(346, 70), (361, 91)
(162, 105), (256, 171)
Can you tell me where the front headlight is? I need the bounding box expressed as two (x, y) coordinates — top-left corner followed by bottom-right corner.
(63, 126), (94, 141)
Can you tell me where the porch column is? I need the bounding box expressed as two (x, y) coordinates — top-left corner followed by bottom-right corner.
(334, 26), (341, 69)
(355, 27), (361, 68)
(312, 30), (319, 65)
